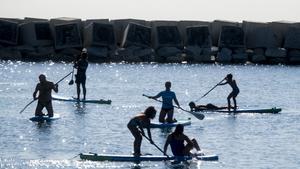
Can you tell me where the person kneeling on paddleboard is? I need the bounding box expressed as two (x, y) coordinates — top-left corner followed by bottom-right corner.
(148, 81), (180, 123)
(33, 74), (58, 117)
(164, 124), (201, 157)
(127, 106), (157, 156)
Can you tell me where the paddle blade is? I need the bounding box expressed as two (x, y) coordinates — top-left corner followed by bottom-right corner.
(68, 80), (74, 85)
(191, 112), (205, 120)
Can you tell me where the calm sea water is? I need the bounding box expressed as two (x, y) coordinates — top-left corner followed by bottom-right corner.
(0, 61), (299, 169)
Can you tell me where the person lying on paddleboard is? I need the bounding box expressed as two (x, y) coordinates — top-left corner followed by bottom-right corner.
(147, 81), (180, 123)
(74, 48), (89, 100)
(33, 74), (58, 117)
(164, 124), (201, 157)
(217, 74), (239, 111)
(127, 106), (157, 156)
(188, 101), (233, 112)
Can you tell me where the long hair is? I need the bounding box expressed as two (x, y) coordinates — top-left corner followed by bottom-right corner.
(173, 124), (184, 136)
(144, 106), (156, 119)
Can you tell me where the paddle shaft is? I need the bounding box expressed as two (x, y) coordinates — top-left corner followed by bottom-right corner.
(140, 131), (170, 158)
(19, 71), (73, 114)
(195, 78), (225, 103)
(143, 94), (204, 120)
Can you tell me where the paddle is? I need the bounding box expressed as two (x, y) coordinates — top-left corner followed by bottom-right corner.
(194, 78), (225, 103)
(143, 94), (204, 120)
(68, 67), (74, 85)
(19, 71), (73, 114)
(139, 130), (170, 158)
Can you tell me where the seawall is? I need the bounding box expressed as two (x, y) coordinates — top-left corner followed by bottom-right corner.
(0, 17), (300, 64)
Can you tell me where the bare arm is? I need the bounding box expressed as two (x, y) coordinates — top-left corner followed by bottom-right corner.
(53, 83), (58, 93)
(33, 84), (39, 100)
(174, 95), (180, 107)
(218, 81), (228, 86)
(163, 135), (171, 155)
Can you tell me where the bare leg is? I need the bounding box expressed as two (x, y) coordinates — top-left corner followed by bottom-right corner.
(82, 83), (86, 100)
(76, 83), (80, 100)
(159, 110), (167, 123)
(191, 138), (201, 151)
(166, 109), (175, 123)
(45, 101), (54, 117)
(233, 96), (237, 111)
(128, 126), (142, 156)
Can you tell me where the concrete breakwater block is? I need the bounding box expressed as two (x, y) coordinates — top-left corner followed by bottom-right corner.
(186, 26), (211, 47)
(84, 22), (115, 48)
(0, 19), (19, 45)
(219, 26), (245, 48)
(154, 26), (183, 49)
(211, 20), (239, 46)
(20, 21), (53, 47)
(111, 19), (148, 46)
(50, 18), (82, 50)
(178, 20), (211, 45)
(269, 21), (293, 47)
(243, 21), (279, 48)
(121, 22), (151, 48)
(284, 27), (300, 50)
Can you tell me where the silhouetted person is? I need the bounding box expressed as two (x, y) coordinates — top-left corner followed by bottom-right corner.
(164, 124), (201, 156)
(74, 48), (88, 100)
(127, 106), (156, 156)
(33, 74), (58, 117)
(148, 81), (180, 123)
(218, 74), (239, 111)
(189, 101), (232, 112)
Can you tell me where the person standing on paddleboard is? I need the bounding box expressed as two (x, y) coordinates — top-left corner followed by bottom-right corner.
(74, 48), (89, 100)
(148, 81), (180, 123)
(33, 74), (58, 117)
(218, 74), (239, 111)
(127, 106), (156, 156)
(164, 124), (201, 156)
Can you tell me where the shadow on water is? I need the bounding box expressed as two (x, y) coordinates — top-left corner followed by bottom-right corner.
(74, 102), (87, 114)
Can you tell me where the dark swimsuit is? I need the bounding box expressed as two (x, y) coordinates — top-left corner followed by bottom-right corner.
(170, 136), (185, 156)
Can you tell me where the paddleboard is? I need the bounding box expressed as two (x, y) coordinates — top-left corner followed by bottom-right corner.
(52, 95), (111, 104)
(29, 113), (60, 122)
(149, 119), (191, 128)
(214, 107), (282, 114)
(79, 153), (218, 162)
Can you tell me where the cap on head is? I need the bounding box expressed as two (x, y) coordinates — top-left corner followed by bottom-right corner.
(82, 48), (87, 53)
(144, 106), (156, 119)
